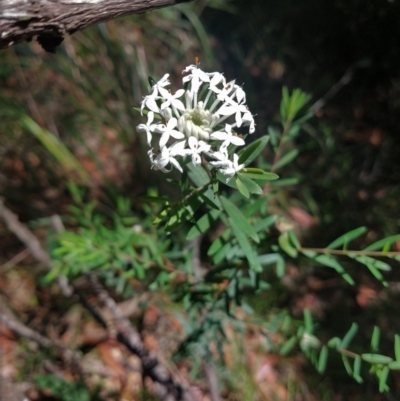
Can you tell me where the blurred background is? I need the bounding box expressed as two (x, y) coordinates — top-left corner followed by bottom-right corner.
(1, 0), (400, 400)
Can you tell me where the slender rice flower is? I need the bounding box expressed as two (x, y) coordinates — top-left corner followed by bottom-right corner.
(186, 136), (211, 166)
(153, 117), (185, 149)
(136, 63), (256, 181)
(137, 111), (156, 146)
(218, 154), (245, 183)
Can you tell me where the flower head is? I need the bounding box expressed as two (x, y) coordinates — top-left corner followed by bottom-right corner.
(136, 63), (255, 180)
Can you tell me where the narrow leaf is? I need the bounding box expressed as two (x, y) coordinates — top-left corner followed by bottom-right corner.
(237, 174), (263, 195)
(317, 346), (328, 374)
(361, 354), (393, 365)
(235, 176), (250, 198)
(280, 336), (298, 356)
(371, 326), (380, 352)
(379, 366), (390, 393)
(304, 309), (313, 333)
(327, 227), (367, 249)
(340, 323), (358, 349)
(395, 335), (400, 361)
(279, 232), (298, 258)
(228, 218), (262, 271)
(274, 149), (299, 170)
(221, 196), (259, 243)
(353, 357), (363, 383)
(186, 210), (220, 240)
(241, 169), (279, 181)
(364, 234), (400, 251)
(238, 136), (270, 165)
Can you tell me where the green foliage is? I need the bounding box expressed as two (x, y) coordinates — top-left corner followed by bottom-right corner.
(47, 198), (165, 295)
(40, 85), (400, 394)
(34, 375), (90, 401)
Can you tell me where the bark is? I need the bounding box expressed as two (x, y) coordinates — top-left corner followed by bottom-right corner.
(0, 0), (195, 52)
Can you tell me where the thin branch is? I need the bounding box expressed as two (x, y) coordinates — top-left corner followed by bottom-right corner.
(0, 198), (51, 268)
(271, 119), (292, 172)
(205, 361), (221, 401)
(85, 272), (192, 401)
(0, 0), (196, 51)
(0, 199), (72, 296)
(0, 298), (90, 376)
(308, 60), (371, 114)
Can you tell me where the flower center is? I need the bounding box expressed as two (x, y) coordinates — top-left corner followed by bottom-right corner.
(178, 103), (216, 141)
(188, 109), (207, 126)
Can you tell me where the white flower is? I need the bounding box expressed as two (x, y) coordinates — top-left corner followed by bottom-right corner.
(183, 65), (210, 95)
(137, 63), (256, 178)
(154, 118), (185, 149)
(137, 111), (156, 146)
(241, 109), (256, 134)
(219, 153), (245, 183)
(234, 85), (246, 104)
(207, 148), (230, 168)
(216, 102), (251, 128)
(150, 141), (187, 173)
(151, 74), (170, 96)
(141, 94), (160, 115)
(159, 87), (185, 112)
(161, 107), (173, 121)
(209, 80), (236, 113)
(186, 136), (211, 166)
(210, 124), (245, 150)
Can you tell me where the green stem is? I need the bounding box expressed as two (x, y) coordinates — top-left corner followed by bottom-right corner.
(271, 118), (292, 172)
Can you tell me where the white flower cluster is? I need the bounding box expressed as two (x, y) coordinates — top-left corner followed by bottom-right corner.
(136, 64), (256, 182)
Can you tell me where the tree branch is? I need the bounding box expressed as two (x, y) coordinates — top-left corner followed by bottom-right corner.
(0, 0), (195, 51)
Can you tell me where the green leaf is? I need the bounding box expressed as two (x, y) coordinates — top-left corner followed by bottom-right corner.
(228, 218), (262, 271)
(268, 126), (281, 149)
(317, 346), (328, 374)
(353, 357), (363, 383)
(270, 177), (299, 187)
(241, 169), (279, 181)
(279, 232), (298, 258)
(395, 335), (400, 361)
(238, 136), (270, 165)
(361, 354), (393, 365)
(235, 175), (250, 198)
(186, 210), (221, 240)
(288, 230), (301, 249)
(388, 361), (400, 370)
(327, 227), (367, 249)
(21, 115), (89, 183)
(379, 366), (390, 393)
(340, 323), (358, 349)
(253, 215), (278, 232)
(327, 337), (341, 349)
(364, 234), (400, 251)
(220, 196), (259, 243)
(304, 253), (355, 285)
(280, 87), (312, 123)
(303, 309), (313, 333)
(280, 336), (298, 356)
(371, 326), (380, 352)
(351, 255), (388, 286)
(237, 174), (263, 195)
(274, 149), (299, 170)
(188, 162), (210, 186)
(342, 355), (353, 376)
